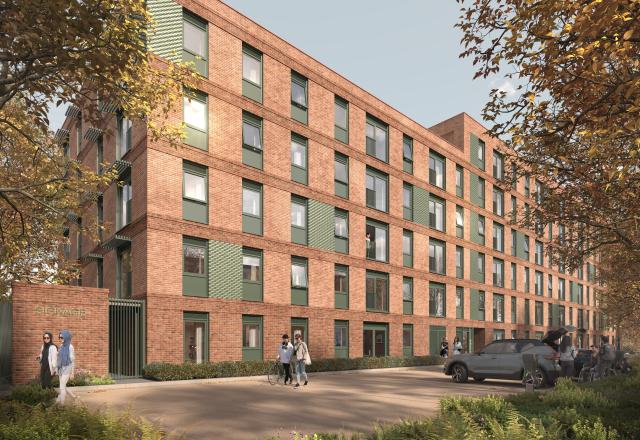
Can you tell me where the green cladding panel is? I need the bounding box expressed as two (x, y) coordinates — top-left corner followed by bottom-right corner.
(470, 289), (485, 321)
(147, 0), (182, 62)
(208, 240), (242, 300)
(470, 211), (482, 245)
(470, 172), (484, 208)
(413, 186), (429, 227)
(308, 199), (335, 251)
(470, 134), (485, 170)
(470, 250), (484, 283)
(516, 232), (528, 260)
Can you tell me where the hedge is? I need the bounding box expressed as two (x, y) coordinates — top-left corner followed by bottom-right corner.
(143, 355), (443, 381)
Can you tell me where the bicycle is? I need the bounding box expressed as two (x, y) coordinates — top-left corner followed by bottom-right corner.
(267, 361), (290, 385)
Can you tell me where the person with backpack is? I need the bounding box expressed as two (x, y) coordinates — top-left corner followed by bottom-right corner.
(596, 335), (615, 379)
(36, 332), (57, 389)
(293, 331), (310, 388)
(276, 334), (294, 385)
(558, 335), (576, 377)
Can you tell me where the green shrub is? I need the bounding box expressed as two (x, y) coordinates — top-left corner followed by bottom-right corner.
(9, 384), (57, 406)
(143, 355), (443, 381)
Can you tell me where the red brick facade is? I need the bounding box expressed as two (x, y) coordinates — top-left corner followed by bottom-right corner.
(11, 283), (109, 384)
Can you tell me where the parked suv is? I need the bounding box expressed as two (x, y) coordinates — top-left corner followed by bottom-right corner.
(443, 338), (561, 385)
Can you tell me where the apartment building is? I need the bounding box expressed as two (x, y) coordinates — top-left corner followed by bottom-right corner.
(57, 0), (604, 370)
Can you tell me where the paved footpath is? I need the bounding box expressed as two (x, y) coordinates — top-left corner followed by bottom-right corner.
(74, 367), (522, 439)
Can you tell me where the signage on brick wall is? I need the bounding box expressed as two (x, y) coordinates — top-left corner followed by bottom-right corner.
(34, 304), (86, 319)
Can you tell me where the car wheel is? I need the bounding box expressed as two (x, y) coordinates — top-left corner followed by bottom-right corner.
(473, 377), (485, 382)
(451, 364), (468, 383)
(522, 370), (544, 388)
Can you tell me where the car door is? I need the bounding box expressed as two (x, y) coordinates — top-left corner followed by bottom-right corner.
(471, 342), (504, 377)
(496, 341), (522, 379)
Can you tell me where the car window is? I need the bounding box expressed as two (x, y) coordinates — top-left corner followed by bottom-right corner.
(518, 342), (537, 352)
(502, 342), (519, 353)
(482, 342), (504, 354)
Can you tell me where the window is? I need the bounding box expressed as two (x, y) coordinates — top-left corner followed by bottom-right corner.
(524, 174), (530, 197)
(335, 96), (349, 143)
(493, 150), (504, 180)
(403, 183), (413, 220)
(96, 259), (103, 288)
(335, 265), (349, 309)
(429, 151), (446, 189)
(535, 180), (543, 204)
(117, 174), (132, 230)
(456, 165), (464, 198)
(511, 330), (517, 339)
(96, 196), (103, 241)
(242, 180), (262, 235)
(334, 153), (349, 198)
(365, 167), (388, 212)
(183, 162), (208, 224)
(242, 315), (263, 360)
(291, 71), (308, 124)
(493, 258), (504, 287)
(493, 186), (504, 216)
(403, 135), (413, 174)
(183, 89), (208, 150)
(366, 219), (388, 262)
(429, 282), (446, 317)
(183, 237), (208, 297)
(291, 257), (308, 306)
(559, 305), (566, 326)
(184, 312), (208, 364)
(558, 278), (565, 300)
(76, 114), (82, 153)
(547, 274), (553, 297)
(429, 238), (446, 275)
(535, 241), (543, 265)
(478, 290), (486, 321)
(116, 111), (132, 158)
(429, 195), (445, 231)
(291, 196), (307, 245)
(242, 112), (263, 169)
(511, 230), (517, 256)
(493, 294), (504, 322)
(456, 246), (464, 279)
(493, 222), (504, 252)
(523, 235), (530, 260)
(242, 43), (262, 102)
(403, 277), (413, 315)
(334, 321), (349, 358)
(511, 296), (517, 323)
(242, 248), (262, 301)
(493, 330), (505, 341)
(569, 307), (573, 325)
(535, 271), (543, 296)
(96, 135), (104, 174)
(524, 299), (531, 324)
(524, 267), (530, 293)
(455, 205), (464, 238)
(334, 209), (349, 254)
(511, 196), (517, 223)
(291, 134), (308, 185)
(456, 287), (464, 319)
(366, 270), (388, 312)
(548, 303), (553, 327)
(535, 301), (543, 326)
(472, 251), (485, 283)
(403, 230), (413, 268)
(511, 262), (517, 290)
(477, 215), (485, 244)
(403, 324), (413, 357)
(365, 114), (388, 162)
(183, 12), (208, 76)
(472, 135), (485, 169)
(116, 246), (132, 299)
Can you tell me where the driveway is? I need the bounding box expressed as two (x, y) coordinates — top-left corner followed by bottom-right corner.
(75, 367), (523, 439)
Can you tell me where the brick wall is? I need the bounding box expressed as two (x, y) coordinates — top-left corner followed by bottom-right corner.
(11, 283), (109, 384)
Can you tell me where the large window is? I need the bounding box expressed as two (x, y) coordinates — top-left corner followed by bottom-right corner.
(429, 151), (446, 189)
(403, 324), (413, 357)
(493, 294), (504, 322)
(511, 262), (517, 290)
(473, 252), (485, 283)
(291, 196), (308, 245)
(429, 282), (446, 317)
(242, 112), (263, 169)
(429, 195), (445, 231)
(456, 246), (464, 279)
(535, 270), (543, 296)
(403, 135), (413, 174)
(183, 162), (208, 224)
(366, 270), (388, 312)
(493, 222), (504, 252)
(291, 134), (308, 185)
(334, 321), (349, 358)
(116, 111), (132, 159)
(558, 278), (566, 300)
(291, 257), (308, 306)
(471, 174), (485, 208)
(535, 301), (543, 326)
(365, 115), (388, 162)
(334, 153), (349, 198)
(403, 229), (413, 268)
(183, 237), (208, 297)
(456, 205), (464, 238)
(524, 299), (531, 324)
(183, 89), (208, 150)
(366, 167), (388, 212)
(335, 265), (349, 309)
(456, 165), (464, 198)
(183, 12), (208, 76)
(477, 215), (486, 245)
(403, 277), (413, 315)
(242, 315), (263, 360)
(535, 240), (543, 265)
(524, 267), (530, 293)
(242, 43), (262, 102)
(334, 209), (349, 254)
(366, 219), (388, 262)
(493, 258), (504, 287)
(96, 135), (104, 174)
(548, 274), (553, 297)
(291, 71), (308, 124)
(456, 287), (464, 319)
(184, 312), (208, 364)
(429, 238), (446, 275)
(335, 96), (349, 143)
(523, 235), (530, 260)
(511, 296), (517, 323)
(117, 174), (132, 230)
(493, 150), (504, 180)
(403, 183), (413, 220)
(116, 246), (132, 299)
(242, 248), (262, 301)
(493, 186), (504, 216)
(242, 180), (262, 235)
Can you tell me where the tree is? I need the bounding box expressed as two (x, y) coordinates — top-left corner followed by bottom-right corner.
(457, 0), (640, 341)
(0, 0), (196, 294)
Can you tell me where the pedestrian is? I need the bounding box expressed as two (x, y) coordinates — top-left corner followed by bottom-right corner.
(452, 336), (463, 356)
(293, 331), (310, 388)
(56, 330), (75, 404)
(596, 335), (615, 378)
(276, 333), (294, 385)
(558, 335), (576, 378)
(36, 332), (57, 389)
(440, 337), (449, 358)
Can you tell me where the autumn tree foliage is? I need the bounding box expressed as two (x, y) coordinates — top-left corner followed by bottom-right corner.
(457, 0), (640, 341)
(0, 0), (196, 294)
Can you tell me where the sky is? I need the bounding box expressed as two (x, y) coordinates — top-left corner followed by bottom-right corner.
(48, 1), (512, 131)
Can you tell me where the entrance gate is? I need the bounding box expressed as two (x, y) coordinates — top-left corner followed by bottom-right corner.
(108, 298), (145, 378)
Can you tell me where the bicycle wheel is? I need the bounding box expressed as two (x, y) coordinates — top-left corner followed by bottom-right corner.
(267, 363), (280, 385)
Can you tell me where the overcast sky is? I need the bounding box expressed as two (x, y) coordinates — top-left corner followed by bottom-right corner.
(48, 1), (511, 131)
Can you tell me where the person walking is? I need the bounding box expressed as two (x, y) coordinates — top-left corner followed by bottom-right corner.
(558, 335), (576, 378)
(36, 332), (57, 389)
(452, 336), (463, 356)
(56, 330), (75, 404)
(293, 332), (310, 388)
(276, 334), (294, 385)
(440, 337), (449, 358)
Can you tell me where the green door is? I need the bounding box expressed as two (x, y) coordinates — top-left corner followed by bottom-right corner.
(363, 323), (388, 357)
(429, 325), (447, 356)
(456, 327), (474, 354)
(403, 324), (413, 357)
(291, 317), (308, 344)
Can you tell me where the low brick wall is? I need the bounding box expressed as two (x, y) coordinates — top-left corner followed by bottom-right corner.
(11, 283), (109, 384)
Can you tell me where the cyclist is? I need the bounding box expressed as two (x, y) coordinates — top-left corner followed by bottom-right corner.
(276, 334), (293, 385)
(596, 336), (615, 378)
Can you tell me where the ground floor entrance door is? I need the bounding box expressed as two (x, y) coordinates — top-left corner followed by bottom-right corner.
(363, 323), (388, 357)
(456, 327), (474, 354)
(429, 325), (447, 356)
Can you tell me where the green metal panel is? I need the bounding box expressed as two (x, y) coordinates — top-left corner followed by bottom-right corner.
(470, 250), (485, 283)
(292, 104), (308, 124)
(308, 199), (335, 251)
(429, 325), (446, 356)
(335, 237), (348, 254)
(551, 304), (560, 327)
(413, 186), (429, 227)
(0, 302), (11, 384)
(208, 240), (242, 300)
(291, 227), (307, 245)
(335, 293), (348, 309)
(242, 148), (263, 169)
(335, 181), (348, 199)
(147, 0), (182, 62)
(292, 165), (308, 185)
(470, 134), (485, 170)
(403, 301), (413, 315)
(291, 288), (308, 306)
(516, 232), (527, 260)
(242, 248), (263, 302)
(183, 198), (207, 224)
(470, 211), (482, 245)
(470, 290), (480, 320)
(403, 254), (413, 268)
(570, 281), (578, 303)
(470, 173), (485, 208)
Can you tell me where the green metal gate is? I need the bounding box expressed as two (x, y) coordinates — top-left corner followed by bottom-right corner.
(0, 301), (12, 385)
(108, 298), (145, 378)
